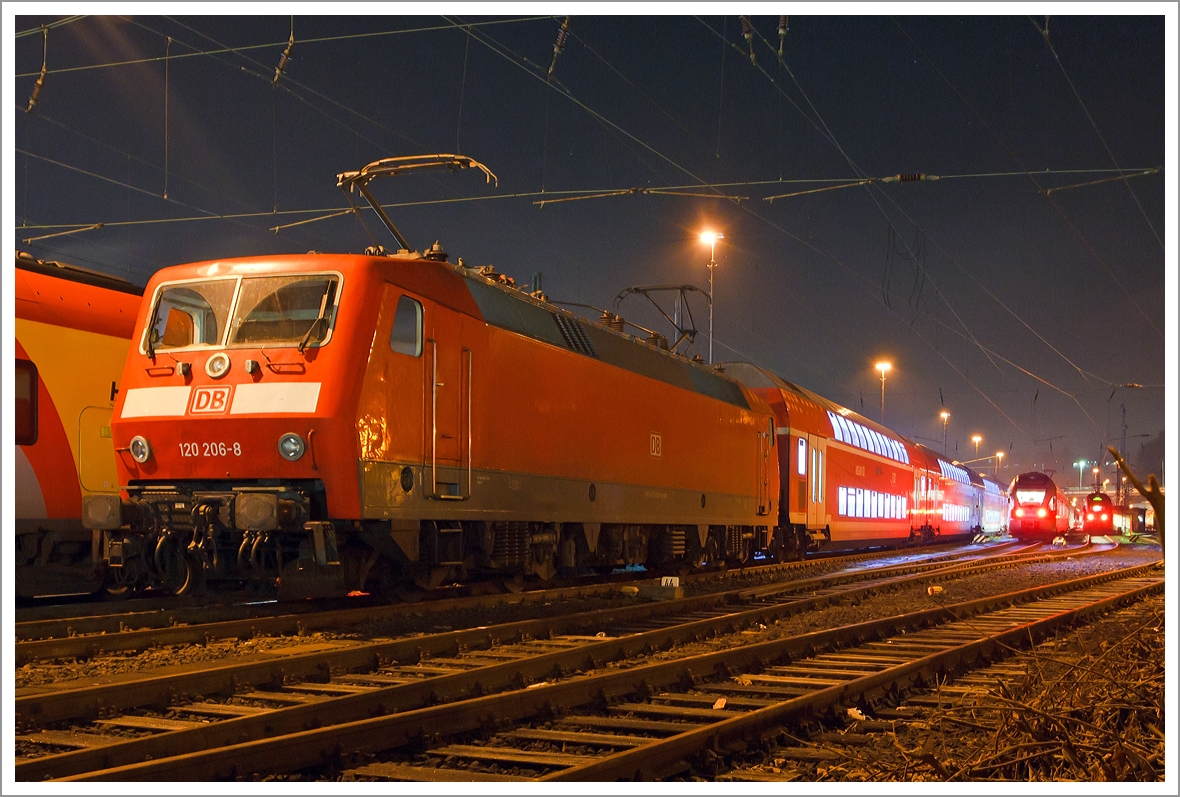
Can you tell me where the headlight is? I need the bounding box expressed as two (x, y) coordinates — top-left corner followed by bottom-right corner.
(206, 352), (231, 379)
(129, 435), (152, 463)
(1037, 508), (1048, 518)
(1087, 513), (1094, 520)
(278, 432), (305, 461)
(1015, 508), (1024, 517)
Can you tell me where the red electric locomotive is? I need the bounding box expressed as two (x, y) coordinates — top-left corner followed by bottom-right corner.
(80, 154), (1015, 599)
(1008, 471), (1078, 539)
(83, 156), (781, 597)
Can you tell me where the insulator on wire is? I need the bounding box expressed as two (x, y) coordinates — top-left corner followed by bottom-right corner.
(273, 28), (294, 85)
(882, 173), (939, 183)
(548, 16), (571, 78)
(25, 25), (47, 113)
(777, 15), (788, 59)
(739, 16), (756, 65)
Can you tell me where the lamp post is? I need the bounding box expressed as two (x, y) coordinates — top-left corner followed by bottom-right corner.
(1075, 460), (1087, 488)
(972, 434), (982, 460)
(876, 361), (891, 423)
(1092, 467), (1099, 490)
(699, 231), (723, 364)
(940, 410), (950, 455)
(995, 451), (1004, 477)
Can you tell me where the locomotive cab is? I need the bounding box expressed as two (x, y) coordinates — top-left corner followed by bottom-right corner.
(83, 259), (375, 597)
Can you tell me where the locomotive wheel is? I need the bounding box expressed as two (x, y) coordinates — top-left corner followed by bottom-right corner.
(698, 536), (721, 571)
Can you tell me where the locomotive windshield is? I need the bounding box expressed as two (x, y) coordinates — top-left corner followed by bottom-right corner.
(143, 274), (340, 352)
(228, 276), (338, 347)
(1015, 489), (1046, 505)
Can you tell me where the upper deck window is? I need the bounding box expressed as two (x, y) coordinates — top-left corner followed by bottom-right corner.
(143, 273), (341, 353)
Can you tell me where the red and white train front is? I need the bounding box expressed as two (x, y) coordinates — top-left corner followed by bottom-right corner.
(1008, 471), (1074, 539)
(83, 257), (369, 594)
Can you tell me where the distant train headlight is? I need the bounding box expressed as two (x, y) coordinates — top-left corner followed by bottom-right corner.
(278, 432), (305, 461)
(1101, 513), (1108, 521)
(1087, 513), (1095, 521)
(206, 352), (231, 379)
(1015, 508), (1024, 517)
(1037, 508), (1048, 518)
(129, 435), (152, 463)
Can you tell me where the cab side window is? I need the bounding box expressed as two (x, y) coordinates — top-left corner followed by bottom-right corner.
(389, 295), (423, 357)
(15, 359), (38, 446)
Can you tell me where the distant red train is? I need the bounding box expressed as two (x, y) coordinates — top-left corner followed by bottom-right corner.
(79, 155), (1012, 598)
(1008, 471), (1079, 539)
(1081, 491), (1132, 535)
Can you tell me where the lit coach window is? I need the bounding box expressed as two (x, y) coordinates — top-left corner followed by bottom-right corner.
(15, 359), (38, 446)
(390, 296), (423, 356)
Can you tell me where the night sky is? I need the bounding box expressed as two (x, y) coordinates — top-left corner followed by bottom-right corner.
(6, 10), (1174, 488)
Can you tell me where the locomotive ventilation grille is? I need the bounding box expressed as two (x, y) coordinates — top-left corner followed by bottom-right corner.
(551, 313), (598, 358)
(491, 521), (530, 567)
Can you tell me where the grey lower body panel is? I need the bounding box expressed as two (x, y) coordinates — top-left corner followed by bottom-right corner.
(360, 460), (766, 526)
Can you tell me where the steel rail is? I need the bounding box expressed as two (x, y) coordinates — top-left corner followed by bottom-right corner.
(42, 557), (1156, 781)
(15, 541), (1025, 662)
(14, 540), (1062, 732)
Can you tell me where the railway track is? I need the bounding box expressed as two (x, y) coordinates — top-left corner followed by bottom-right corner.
(716, 591), (1166, 782)
(14, 539), (1121, 781)
(14, 541), (1010, 664)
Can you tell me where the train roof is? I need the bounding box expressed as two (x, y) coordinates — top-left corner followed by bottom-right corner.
(15, 250), (143, 296)
(140, 251), (762, 413)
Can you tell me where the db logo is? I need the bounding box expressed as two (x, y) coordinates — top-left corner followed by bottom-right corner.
(190, 386), (232, 415)
(649, 432), (663, 459)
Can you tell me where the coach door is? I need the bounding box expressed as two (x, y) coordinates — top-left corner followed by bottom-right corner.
(756, 424), (772, 515)
(425, 303), (470, 499)
(805, 433), (827, 528)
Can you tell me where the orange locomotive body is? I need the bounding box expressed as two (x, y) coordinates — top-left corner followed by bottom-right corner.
(86, 251), (779, 596)
(15, 252), (142, 597)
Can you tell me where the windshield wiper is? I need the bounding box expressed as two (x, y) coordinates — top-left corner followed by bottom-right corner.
(144, 303), (161, 360)
(297, 286), (334, 354)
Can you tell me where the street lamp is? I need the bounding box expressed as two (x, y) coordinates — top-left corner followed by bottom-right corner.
(972, 434), (982, 460)
(1092, 467), (1099, 490)
(939, 410), (950, 455)
(995, 451), (1004, 477)
(876, 361), (891, 422)
(1075, 460), (1087, 488)
(699, 231), (723, 364)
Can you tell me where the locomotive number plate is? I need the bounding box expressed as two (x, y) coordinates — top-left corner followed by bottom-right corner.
(179, 441), (242, 457)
